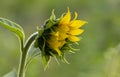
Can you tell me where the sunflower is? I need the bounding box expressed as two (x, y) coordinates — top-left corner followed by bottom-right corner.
(36, 8), (87, 68)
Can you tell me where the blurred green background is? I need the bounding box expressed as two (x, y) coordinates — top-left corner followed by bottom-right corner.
(0, 0), (120, 77)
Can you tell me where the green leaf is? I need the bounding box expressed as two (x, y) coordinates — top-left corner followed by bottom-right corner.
(3, 69), (17, 77)
(26, 41), (41, 68)
(0, 17), (25, 41)
(28, 43), (41, 57)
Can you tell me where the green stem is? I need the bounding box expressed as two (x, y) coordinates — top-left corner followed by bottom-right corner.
(18, 32), (38, 77)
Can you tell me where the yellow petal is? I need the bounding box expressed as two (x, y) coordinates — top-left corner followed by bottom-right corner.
(55, 48), (61, 56)
(73, 12), (78, 20)
(69, 29), (84, 35)
(69, 35), (80, 42)
(49, 35), (58, 41)
(57, 25), (69, 32)
(59, 40), (66, 48)
(59, 33), (68, 40)
(47, 39), (59, 48)
(70, 20), (87, 29)
(52, 31), (59, 36)
(53, 32), (59, 37)
(59, 8), (71, 25)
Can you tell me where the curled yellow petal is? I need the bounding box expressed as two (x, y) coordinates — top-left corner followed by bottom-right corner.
(69, 35), (80, 42)
(73, 12), (78, 20)
(69, 29), (84, 35)
(59, 8), (71, 25)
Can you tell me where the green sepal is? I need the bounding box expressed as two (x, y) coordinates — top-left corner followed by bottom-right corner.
(49, 52), (60, 64)
(0, 17), (25, 42)
(34, 27), (44, 48)
(37, 36), (51, 70)
(44, 10), (59, 30)
(68, 44), (79, 51)
(61, 43), (78, 53)
(41, 36), (50, 70)
(34, 38), (39, 48)
(42, 54), (51, 71)
(44, 19), (55, 30)
(60, 53), (70, 64)
(37, 26), (44, 38)
(50, 51), (69, 64)
(3, 69), (17, 77)
(50, 9), (56, 20)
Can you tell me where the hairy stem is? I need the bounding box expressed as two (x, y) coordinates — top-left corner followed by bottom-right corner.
(18, 32), (38, 77)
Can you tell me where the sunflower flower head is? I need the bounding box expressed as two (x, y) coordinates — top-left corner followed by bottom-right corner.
(35, 8), (87, 70)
